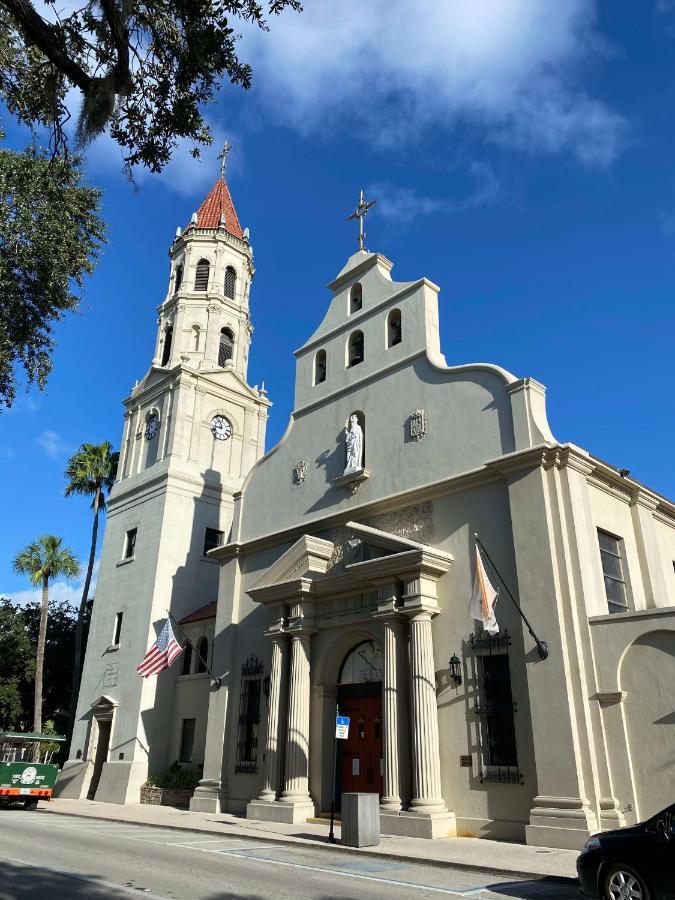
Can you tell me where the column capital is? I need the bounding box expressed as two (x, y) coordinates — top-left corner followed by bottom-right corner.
(404, 606), (437, 622)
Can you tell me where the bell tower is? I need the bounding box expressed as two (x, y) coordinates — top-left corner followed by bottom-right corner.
(61, 155), (271, 805)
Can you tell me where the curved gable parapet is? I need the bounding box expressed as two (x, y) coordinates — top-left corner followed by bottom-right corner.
(233, 250), (557, 544)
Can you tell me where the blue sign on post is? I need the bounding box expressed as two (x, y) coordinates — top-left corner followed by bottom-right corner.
(335, 715), (350, 739)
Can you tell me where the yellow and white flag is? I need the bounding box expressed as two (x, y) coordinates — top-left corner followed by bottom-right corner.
(469, 544), (500, 634)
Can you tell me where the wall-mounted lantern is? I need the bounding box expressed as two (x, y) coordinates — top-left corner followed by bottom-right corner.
(449, 653), (462, 687)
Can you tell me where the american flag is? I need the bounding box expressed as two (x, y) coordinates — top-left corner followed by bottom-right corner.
(137, 619), (183, 677)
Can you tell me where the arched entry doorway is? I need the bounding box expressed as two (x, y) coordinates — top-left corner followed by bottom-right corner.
(336, 640), (383, 806)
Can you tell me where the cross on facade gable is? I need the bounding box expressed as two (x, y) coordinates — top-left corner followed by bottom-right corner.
(347, 189), (377, 251)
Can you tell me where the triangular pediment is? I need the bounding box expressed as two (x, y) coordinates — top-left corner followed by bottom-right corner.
(90, 694), (118, 710)
(344, 520), (442, 554)
(249, 535), (335, 591)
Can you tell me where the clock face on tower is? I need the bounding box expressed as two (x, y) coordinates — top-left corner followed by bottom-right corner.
(145, 413), (159, 440)
(210, 415), (232, 441)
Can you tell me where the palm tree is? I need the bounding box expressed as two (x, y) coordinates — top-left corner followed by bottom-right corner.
(64, 441), (119, 739)
(13, 535), (79, 734)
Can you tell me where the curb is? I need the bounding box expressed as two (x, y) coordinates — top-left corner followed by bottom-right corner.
(37, 805), (577, 886)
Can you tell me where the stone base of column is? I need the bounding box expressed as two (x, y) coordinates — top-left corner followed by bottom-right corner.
(380, 810), (457, 839)
(525, 795), (598, 850)
(247, 798), (316, 824)
(190, 779), (225, 814)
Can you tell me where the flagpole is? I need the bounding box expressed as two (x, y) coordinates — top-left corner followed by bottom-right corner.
(167, 610), (222, 689)
(474, 534), (549, 661)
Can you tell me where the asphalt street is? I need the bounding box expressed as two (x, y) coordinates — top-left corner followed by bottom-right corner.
(0, 810), (579, 899)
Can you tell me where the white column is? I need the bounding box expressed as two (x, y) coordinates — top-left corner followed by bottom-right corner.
(381, 618), (405, 812)
(259, 635), (287, 800)
(281, 632), (312, 803)
(408, 611), (446, 813)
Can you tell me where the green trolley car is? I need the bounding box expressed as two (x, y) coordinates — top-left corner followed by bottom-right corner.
(0, 731), (65, 810)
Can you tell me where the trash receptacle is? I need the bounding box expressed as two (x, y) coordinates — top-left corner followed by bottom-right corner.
(341, 792), (380, 847)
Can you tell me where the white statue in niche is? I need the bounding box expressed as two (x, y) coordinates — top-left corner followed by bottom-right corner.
(344, 414), (364, 474)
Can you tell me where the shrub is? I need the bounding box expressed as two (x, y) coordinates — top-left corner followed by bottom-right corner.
(144, 761), (201, 791)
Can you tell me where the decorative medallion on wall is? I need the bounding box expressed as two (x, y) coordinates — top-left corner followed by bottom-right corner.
(409, 409), (428, 441)
(292, 460), (307, 484)
(145, 413), (159, 440)
(210, 415), (232, 441)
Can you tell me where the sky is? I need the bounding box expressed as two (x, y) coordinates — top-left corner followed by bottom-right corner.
(1, 0), (675, 605)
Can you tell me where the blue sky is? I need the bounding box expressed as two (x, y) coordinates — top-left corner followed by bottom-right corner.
(2, 0), (675, 604)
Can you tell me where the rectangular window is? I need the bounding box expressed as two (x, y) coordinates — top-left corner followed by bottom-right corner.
(469, 631), (521, 784)
(235, 656), (263, 774)
(112, 612), (123, 646)
(179, 718), (196, 764)
(598, 530), (628, 614)
(203, 527), (224, 556)
(124, 528), (137, 560)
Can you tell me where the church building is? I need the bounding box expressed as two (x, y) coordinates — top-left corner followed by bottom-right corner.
(59, 165), (675, 851)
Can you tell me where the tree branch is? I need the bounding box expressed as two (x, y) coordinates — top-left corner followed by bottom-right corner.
(0, 0), (92, 92)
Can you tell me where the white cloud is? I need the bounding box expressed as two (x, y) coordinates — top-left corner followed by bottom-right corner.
(240, 0), (626, 165)
(372, 161), (504, 226)
(36, 430), (72, 458)
(4, 395), (41, 415)
(83, 123), (245, 199)
(3, 559), (99, 609)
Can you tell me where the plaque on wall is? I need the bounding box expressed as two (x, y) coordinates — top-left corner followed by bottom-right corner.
(460, 754), (472, 768)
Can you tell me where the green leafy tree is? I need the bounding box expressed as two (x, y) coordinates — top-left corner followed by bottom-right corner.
(0, 598), (34, 727)
(0, 0), (302, 173)
(12, 536), (80, 733)
(0, 142), (105, 409)
(64, 441), (119, 738)
(0, 598), (89, 738)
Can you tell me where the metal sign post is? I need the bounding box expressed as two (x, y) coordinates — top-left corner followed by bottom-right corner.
(328, 709), (350, 844)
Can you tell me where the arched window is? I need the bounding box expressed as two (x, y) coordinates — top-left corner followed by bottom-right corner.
(174, 263), (183, 293)
(196, 637), (209, 674)
(350, 283), (362, 314)
(387, 309), (402, 347)
(224, 266), (236, 299)
(314, 349), (327, 384)
(194, 258), (210, 291)
(338, 640), (383, 684)
(347, 330), (364, 367)
(218, 328), (234, 366)
(161, 326), (173, 366)
(180, 642), (193, 676)
(191, 325), (200, 352)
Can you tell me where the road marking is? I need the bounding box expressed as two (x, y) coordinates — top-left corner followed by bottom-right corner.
(0, 853), (168, 899)
(181, 848), (489, 896)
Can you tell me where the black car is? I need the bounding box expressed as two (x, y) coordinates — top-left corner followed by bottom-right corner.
(577, 803), (675, 899)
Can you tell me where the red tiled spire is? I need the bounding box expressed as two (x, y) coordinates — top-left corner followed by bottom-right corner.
(188, 177), (243, 239)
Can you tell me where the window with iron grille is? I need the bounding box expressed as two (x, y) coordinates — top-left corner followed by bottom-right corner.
(469, 631), (522, 784)
(218, 328), (234, 367)
(235, 656), (263, 774)
(194, 258), (210, 291)
(598, 530), (629, 614)
(174, 264), (183, 293)
(224, 266), (236, 299)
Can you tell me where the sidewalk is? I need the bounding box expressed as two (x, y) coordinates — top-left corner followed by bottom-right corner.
(37, 798), (578, 882)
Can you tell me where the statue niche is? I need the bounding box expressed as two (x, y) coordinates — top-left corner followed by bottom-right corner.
(344, 413), (364, 475)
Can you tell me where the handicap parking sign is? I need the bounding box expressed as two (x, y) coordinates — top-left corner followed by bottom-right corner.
(335, 715), (350, 739)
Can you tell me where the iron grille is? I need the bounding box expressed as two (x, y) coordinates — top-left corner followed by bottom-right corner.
(468, 629), (523, 785)
(235, 655), (263, 774)
(194, 259), (210, 291)
(224, 266), (236, 299)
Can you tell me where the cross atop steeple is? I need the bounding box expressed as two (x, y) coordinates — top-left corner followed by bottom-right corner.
(218, 140), (232, 179)
(347, 189), (377, 252)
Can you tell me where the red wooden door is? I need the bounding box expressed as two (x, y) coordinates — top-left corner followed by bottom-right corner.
(339, 694), (383, 796)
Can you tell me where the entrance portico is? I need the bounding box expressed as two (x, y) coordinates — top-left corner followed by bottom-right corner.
(246, 522), (457, 838)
